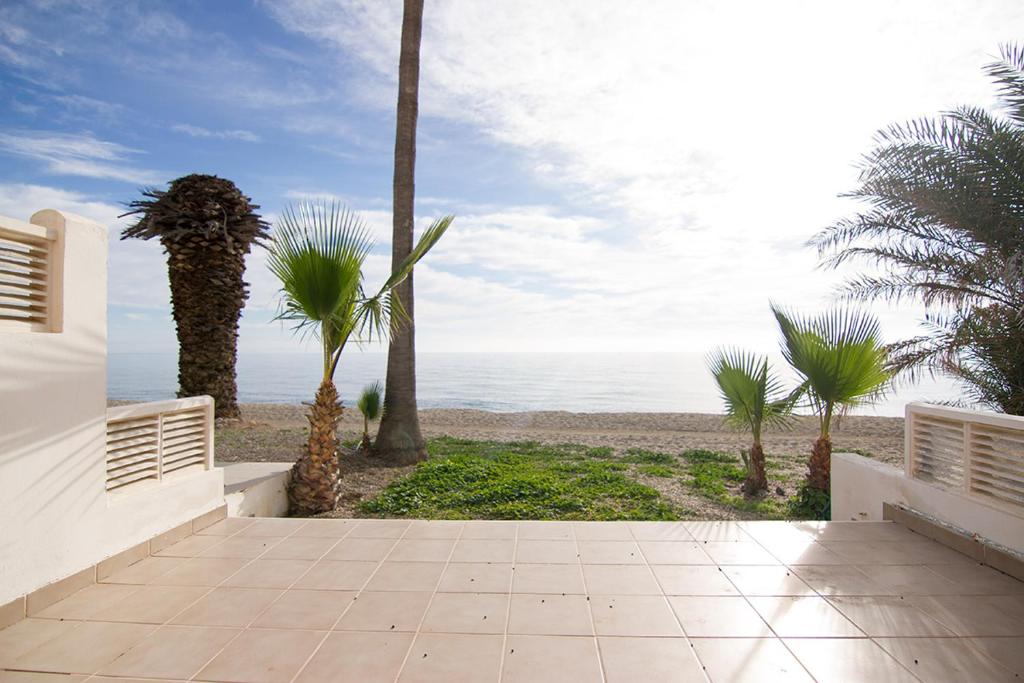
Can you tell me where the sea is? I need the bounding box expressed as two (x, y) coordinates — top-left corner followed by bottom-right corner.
(108, 352), (965, 417)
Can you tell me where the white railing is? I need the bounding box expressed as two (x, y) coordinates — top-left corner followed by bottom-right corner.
(105, 396), (214, 492)
(905, 403), (1024, 515)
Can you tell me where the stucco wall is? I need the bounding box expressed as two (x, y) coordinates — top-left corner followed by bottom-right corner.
(0, 210), (224, 605)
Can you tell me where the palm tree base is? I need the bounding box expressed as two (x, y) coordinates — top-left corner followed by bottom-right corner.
(742, 443), (768, 495)
(288, 379), (343, 516)
(808, 436), (832, 492)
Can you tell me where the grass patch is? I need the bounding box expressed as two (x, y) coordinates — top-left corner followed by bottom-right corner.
(360, 436), (681, 521)
(622, 448), (676, 465)
(680, 449), (790, 518)
(637, 464), (676, 478)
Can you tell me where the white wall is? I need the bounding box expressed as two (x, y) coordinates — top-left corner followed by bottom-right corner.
(832, 451), (1024, 553)
(0, 210), (223, 605)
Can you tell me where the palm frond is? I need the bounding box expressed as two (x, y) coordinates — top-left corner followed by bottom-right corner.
(357, 381), (384, 421)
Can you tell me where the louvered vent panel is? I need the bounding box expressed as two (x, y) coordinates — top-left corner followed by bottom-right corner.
(106, 416), (160, 491)
(160, 408), (207, 474)
(968, 423), (1024, 508)
(910, 415), (964, 490)
(0, 230), (49, 327)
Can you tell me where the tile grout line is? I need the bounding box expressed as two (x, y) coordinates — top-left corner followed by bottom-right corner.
(495, 521), (519, 682)
(575, 522), (609, 683)
(286, 519), (412, 683)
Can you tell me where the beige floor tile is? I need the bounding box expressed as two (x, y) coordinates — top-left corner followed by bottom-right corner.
(196, 628), (324, 683)
(198, 536), (281, 559)
(515, 540), (578, 564)
(195, 518), (255, 536)
(572, 522), (633, 541)
(668, 596), (772, 637)
(599, 636), (705, 682)
(910, 595), (1024, 636)
(741, 521), (817, 546)
(222, 559), (315, 588)
(388, 539), (456, 562)
(508, 594), (593, 635)
(876, 637), (1018, 683)
(628, 521), (694, 541)
(293, 560), (379, 591)
(34, 584), (140, 620)
(450, 539), (514, 563)
(577, 541), (643, 565)
(170, 587), (281, 627)
(502, 635), (602, 682)
(518, 521), (573, 540)
(582, 565), (661, 595)
(151, 557), (250, 586)
(323, 537), (397, 561)
(93, 585), (208, 624)
(797, 521), (920, 542)
(252, 589), (355, 630)
(421, 592), (508, 634)
(723, 566), (815, 596)
(153, 534), (223, 557)
(437, 563), (513, 593)
(295, 631), (413, 682)
(639, 541), (714, 565)
(404, 521), (465, 539)
(767, 541), (849, 565)
(260, 536), (341, 560)
(702, 541), (780, 565)
(856, 565), (963, 596)
(823, 540), (971, 565)
(749, 596), (863, 637)
(234, 518), (309, 537)
(691, 637), (813, 682)
(785, 637), (920, 683)
(100, 556), (184, 585)
(460, 521), (517, 539)
(929, 563), (1024, 595)
(348, 519), (411, 539)
(364, 562), (445, 592)
(792, 564), (889, 596)
(334, 591), (432, 633)
(968, 637), (1024, 676)
(652, 565), (739, 595)
(591, 595), (682, 636)
(0, 673), (88, 683)
(827, 595), (953, 637)
(512, 564), (586, 594)
(0, 618), (79, 666)
(98, 624), (239, 679)
(684, 521), (751, 541)
(12, 621), (156, 674)
(398, 633), (503, 683)
(290, 519), (356, 538)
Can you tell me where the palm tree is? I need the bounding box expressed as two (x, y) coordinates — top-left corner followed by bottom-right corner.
(376, 0), (429, 465)
(772, 305), (891, 492)
(707, 349), (792, 495)
(122, 174), (268, 419)
(267, 201), (451, 515)
(357, 381), (383, 452)
(810, 44), (1024, 415)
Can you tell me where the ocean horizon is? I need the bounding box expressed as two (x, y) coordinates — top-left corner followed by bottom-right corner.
(108, 351), (964, 417)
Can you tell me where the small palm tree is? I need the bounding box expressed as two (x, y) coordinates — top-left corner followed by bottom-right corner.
(268, 201), (451, 515)
(772, 305), (891, 492)
(357, 381), (383, 452)
(707, 349), (792, 495)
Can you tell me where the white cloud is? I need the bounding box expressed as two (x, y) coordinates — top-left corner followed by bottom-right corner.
(171, 124), (261, 143)
(0, 130), (163, 184)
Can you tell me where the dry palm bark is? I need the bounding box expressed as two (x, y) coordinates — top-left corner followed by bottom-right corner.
(122, 174), (268, 419)
(809, 436), (832, 491)
(289, 379), (343, 515)
(376, 0), (428, 465)
(743, 443), (768, 495)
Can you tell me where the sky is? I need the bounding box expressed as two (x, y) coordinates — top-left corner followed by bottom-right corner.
(1, 0), (1022, 356)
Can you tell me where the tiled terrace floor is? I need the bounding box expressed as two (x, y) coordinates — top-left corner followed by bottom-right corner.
(2, 519), (1024, 682)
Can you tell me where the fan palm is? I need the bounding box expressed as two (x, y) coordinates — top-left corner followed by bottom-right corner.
(772, 305), (891, 492)
(707, 349), (792, 494)
(810, 44), (1024, 415)
(122, 174), (269, 418)
(357, 381), (383, 452)
(268, 201), (451, 515)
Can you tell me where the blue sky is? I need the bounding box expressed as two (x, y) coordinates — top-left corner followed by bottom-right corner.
(1, 0), (1022, 355)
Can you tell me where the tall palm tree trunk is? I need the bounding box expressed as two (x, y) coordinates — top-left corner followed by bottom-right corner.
(376, 0), (427, 466)
(808, 436), (831, 492)
(289, 379), (342, 515)
(743, 442), (768, 495)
